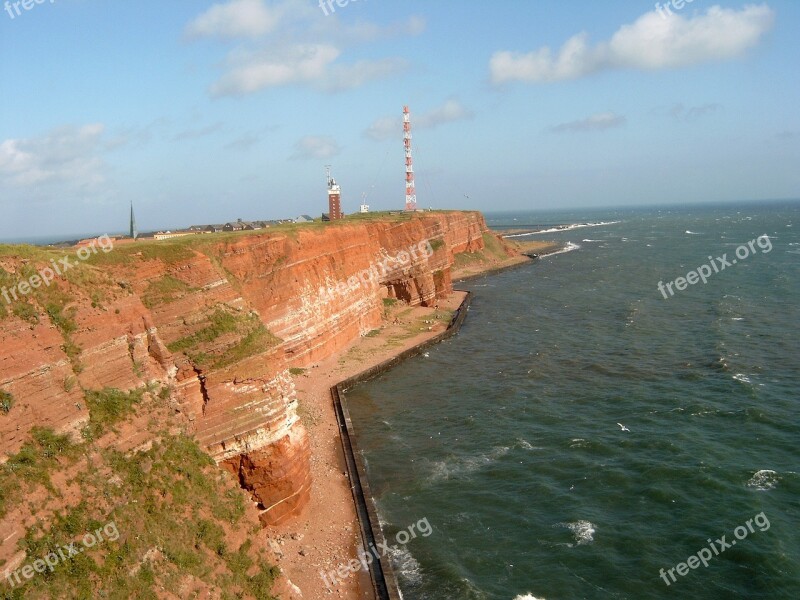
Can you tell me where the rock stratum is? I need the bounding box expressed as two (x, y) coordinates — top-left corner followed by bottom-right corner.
(0, 211), (494, 528)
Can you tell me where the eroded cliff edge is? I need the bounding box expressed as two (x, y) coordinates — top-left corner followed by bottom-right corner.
(0, 211), (495, 530)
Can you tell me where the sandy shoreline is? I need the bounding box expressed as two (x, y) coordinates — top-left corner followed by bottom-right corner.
(267, 240), (557, 599)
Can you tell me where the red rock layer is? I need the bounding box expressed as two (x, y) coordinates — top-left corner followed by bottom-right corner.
(0, 211), (489, 526)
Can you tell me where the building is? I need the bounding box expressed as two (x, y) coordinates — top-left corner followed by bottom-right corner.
(295, 215), (314, 223)
(326, 166), (343, 220)
(153, 230), (198, 241)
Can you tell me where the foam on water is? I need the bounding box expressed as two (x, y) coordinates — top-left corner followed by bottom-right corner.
(513, 595), (547, 600)
(389, 544), (423, 586)
(747, 469), (779, 491)
(560, 520), (596, 546)
(428, 446), (510, 483)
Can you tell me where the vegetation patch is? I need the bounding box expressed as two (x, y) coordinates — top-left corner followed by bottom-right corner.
(3, 432), (277, 599)
(0, 389), (14, 414)
(0, 427), (78, 518)
(168, 309), (281, 371)
(83, 387), (145, 440)
(142, 275), (196, 309)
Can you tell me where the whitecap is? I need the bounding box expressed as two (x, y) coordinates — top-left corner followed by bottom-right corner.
(514, 595), (547, 600)
(685, 230), (702, 235)
(733, 373), (752, 385)
(747, 469), (779, 491)
(504, 221), (621, 237)
(516, 438), (534, 450)
(388, 544), (422, 585)
(559, 520), (596, 546)
(542, 242), (581, 257)
(582, 239), (602, 242)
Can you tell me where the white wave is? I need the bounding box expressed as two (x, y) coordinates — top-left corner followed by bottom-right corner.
(542, 242), (581, 257)
(514, 595), (547, 600)
(516, 438), (534, 450)
(388, 544), (422, 585)
(560, 520), (596, 546)
(747, 469), (779, 491)
(582, 239), (603, 242)
(685, 230), (702, 235)
(733, 373), (752, 385)
(504, 221), (621, 237)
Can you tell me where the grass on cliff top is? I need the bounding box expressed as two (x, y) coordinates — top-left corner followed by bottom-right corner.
(167, 308), (281, 372)
(453, 232), (510, 268)
(3, 433), (278, 600)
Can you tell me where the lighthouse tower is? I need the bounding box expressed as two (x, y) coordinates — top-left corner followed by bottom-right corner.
(326, 166), (343, 220)
(403, 106), (417, 211)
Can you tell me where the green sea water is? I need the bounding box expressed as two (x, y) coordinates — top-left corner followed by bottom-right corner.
(344, 202), (800, 600)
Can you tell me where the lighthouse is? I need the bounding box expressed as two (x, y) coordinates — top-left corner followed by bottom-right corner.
(326, 166), (343, 220)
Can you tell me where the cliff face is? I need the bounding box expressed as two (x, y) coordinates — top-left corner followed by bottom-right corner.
(0, 211), (488, 525)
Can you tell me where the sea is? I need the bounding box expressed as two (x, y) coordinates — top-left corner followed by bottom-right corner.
(343, 201), (800, 600)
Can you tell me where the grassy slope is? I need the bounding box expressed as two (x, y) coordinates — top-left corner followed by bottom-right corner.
(0, 387), (279, 600)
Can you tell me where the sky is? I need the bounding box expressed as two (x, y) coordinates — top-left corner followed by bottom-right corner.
(1, 0), (799, 241)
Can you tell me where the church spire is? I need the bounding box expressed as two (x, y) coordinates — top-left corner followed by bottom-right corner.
(130, 203), (138, 240)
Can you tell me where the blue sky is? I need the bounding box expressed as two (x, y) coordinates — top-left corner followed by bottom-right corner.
(1, 0), (798, 240)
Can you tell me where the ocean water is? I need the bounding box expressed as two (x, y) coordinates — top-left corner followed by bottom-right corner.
(343, 202), (800, 600)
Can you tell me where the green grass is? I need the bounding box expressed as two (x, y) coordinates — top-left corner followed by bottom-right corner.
(430, 238), (445, 251)
(0, 389), (14, 414)
(4, 433), (278, 599)
(142, 275), (196, 309)
(0, 427), (79, 518)
(168, 309), (281, 371)
(83, 387), (145, 440)
(85, 242), (196, 267)
(167, 309), (240, 353)
(288, 367), (306, 376)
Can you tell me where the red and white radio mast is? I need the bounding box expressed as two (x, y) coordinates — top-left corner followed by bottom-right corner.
(403, 105), (417, 211)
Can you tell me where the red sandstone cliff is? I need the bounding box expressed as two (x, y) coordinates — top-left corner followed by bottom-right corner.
(0, 211), (490, 528)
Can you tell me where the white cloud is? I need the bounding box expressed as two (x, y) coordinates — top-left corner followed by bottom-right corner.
(186, 0), (422, 96)
(550, 112), (626, 133)
(185, 0), (282, 39)
(210, 44), (337, 95)
(490, 4), (775, 84)
(364, 99), (474, 141)
(0, 124), (108, 191)
(291, 135), (340, 160)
